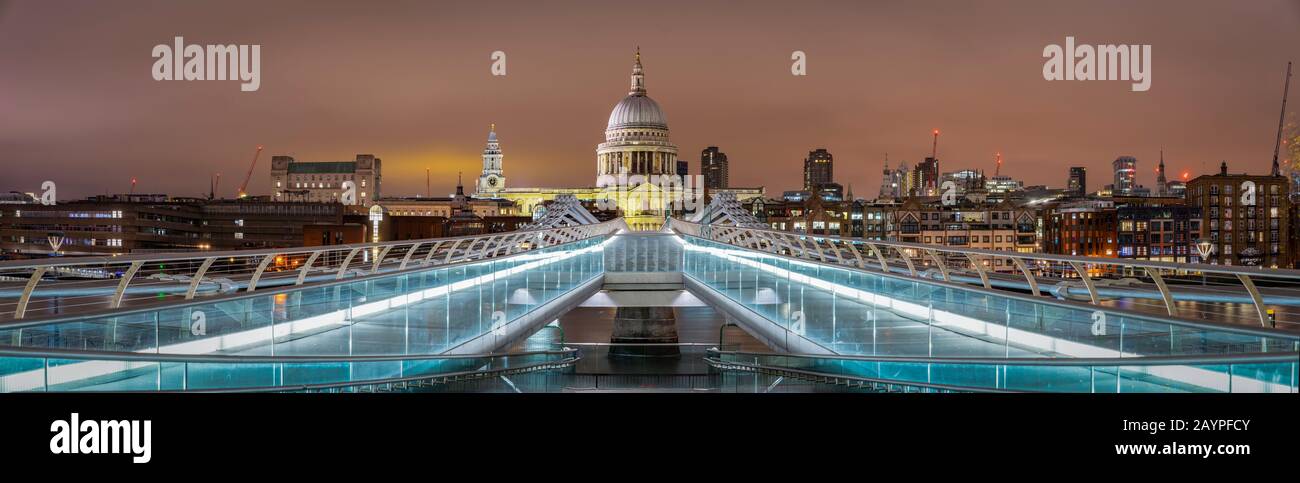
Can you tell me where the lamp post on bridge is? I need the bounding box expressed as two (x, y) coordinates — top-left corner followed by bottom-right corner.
(1195, 238), (1214, 286)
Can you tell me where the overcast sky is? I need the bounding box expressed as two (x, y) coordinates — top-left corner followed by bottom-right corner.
(2, 0), (1298, 199)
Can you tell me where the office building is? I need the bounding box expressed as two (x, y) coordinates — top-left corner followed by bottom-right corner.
(701, 146), (728, 189)
(271, 154), (382, 204)
(1112, 156), (1137, 196)
(803, 148), (833, 191)
(1185, 161), (1291, 267)
(1068, 167), (1087, 196)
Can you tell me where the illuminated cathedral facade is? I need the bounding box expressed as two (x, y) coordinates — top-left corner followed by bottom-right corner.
(473, 49), (761, 230)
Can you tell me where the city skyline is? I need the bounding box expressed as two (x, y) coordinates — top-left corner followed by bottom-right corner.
(2, 0), (1299, 199)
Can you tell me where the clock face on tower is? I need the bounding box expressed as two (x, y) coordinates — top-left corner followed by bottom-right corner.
(488, 176), (498, 187)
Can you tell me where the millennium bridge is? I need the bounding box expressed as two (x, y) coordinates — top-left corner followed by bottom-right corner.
(0, 195), (1296, 393)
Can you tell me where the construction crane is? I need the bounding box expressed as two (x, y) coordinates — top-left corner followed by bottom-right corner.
(1271, 61), (1292, 177)
(237, 145), (264, 199)
(209, 172), (221, 200)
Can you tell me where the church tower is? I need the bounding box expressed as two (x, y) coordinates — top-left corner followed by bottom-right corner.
(476, 124), (505, 195)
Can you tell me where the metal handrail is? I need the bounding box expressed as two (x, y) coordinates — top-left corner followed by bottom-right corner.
(1, 218), (626, 320)
(0, 220), (622, 270)
(677, 233), (1300, 342)
(0, 227), (613, 328)
(1, 348), (581, 393)
(670, 218), (1299, 328)
(704, 356), (1008, 393)
(670, 218), (1300, 279)
(0, 345), (576, 363)
(201, 356), (581, 393)
(705, 349), (1299, 367)
(563, 342), (726, 347)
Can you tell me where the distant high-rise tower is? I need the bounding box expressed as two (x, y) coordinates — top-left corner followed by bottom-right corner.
(701, 146), (728, 189)
(676, 159), (689, 178)
(913, 129), (941, 196)
(897, 160), (914, 197)
(803, 148), (833, 191)
(1113, 156), (1137, 196)
(1068, 166), (1087, 196)
(476, 124), (505, 194)
(914, 157), (940, 196)
(1156, 150), (1168, 196)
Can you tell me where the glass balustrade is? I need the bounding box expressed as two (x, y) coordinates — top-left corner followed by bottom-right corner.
(707, 351), (1298, 393)
(0, 348), (577, 392)
(0, 236), (608, 358)
(682, 235), (1300, 392)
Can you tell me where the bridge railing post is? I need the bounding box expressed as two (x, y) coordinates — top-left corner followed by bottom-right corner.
(14, 267), (49, 320)
(110, 261), (145, 308)
(187, 257), (218, 299)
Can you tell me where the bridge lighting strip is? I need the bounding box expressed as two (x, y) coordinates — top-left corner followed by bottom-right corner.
(680, 239), (1293, 393)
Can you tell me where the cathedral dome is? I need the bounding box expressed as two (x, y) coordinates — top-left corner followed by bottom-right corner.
(595, 49), (678, 188)
(607, 94), (667, 130)
(605, 48), (667, 130)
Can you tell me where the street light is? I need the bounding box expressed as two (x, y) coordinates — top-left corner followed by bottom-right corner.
(1195, 238), (1214, 262)
(368, 204), (384, 243)
(1195, 238), (1214, 286)
(368, 204), (385, 263)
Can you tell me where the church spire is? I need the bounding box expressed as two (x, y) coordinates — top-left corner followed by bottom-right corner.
(629, 47), (646, 96)
(1156, 148), (1168, 196)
